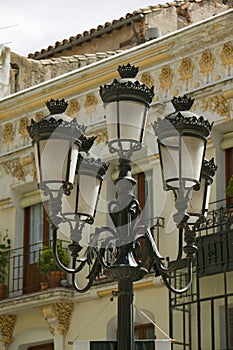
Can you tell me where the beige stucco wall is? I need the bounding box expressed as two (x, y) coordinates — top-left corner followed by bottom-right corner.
(0, 8), (232, 350)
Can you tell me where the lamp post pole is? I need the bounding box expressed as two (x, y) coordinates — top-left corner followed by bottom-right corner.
(27, 64), (216, 350)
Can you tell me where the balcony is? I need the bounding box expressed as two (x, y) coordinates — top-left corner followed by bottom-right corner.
(0, 240), (72, 301)
(196, 203), (233, 277)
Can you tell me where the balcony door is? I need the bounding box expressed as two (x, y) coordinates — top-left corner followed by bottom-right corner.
(23, 202), (50, 293)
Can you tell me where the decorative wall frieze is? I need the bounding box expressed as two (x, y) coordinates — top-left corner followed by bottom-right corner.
(140, 72), (154, 88)
(178, 57), (194, 91)
(94, 130), (108, 145)
(84, 93), (98, 116)
(2, 159), (26, 181)
(199, 49), (215, 84)
(18, 117), (29, 145)
(158, 65), (174, 97)
(0, 314), (17, 347)
(40, 303), (73, 338)
(66, 99), (81, 117)
(1, 154), (35, 182)
(201, 95), (231, 121)
(220, 42), (233, 76)
(3, 123), (14, 152)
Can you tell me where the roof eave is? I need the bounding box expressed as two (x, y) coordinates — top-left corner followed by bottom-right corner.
(31, 13), (144, 60)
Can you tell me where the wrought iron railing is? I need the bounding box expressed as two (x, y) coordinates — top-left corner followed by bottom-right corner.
(169, 202), (233, 306)
(0, 216), (164, 300)
(0, 240), (71, 300)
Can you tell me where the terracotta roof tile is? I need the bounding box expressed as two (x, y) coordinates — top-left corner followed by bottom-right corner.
(27, 0), (212, 59)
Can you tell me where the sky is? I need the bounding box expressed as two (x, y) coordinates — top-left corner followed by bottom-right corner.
(0, 0), (168, 57)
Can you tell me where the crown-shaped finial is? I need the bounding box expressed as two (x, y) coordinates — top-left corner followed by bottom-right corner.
(203, 158), (218, 177)
(117, 63), (139, 79)
(46, 99), (68, 114)
(171, 95), (194, 112)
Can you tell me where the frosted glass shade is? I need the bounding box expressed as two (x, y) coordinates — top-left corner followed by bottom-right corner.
(61, 158), (107, 224)
(105, 100), (148, 153)
(159, 134), (205, 190)
(187, 158), (217, 224)
(34, 138), (79, 192)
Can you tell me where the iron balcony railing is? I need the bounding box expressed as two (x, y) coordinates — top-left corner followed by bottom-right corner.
(0, 240), (72, 300)
(169, 201), (233, 306)
(0, 217), (165, 301)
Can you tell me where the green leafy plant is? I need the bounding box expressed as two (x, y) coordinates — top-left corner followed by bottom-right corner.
(38, 242), (69, 278)
(226, 175), (233, 197)
(0, 230), (11, 284)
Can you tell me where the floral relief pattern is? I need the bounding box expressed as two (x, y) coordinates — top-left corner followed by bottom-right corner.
(220, 42), (233, 76)
(19, 117), (29, 145)
(2, 123), (14, 152)
(140, 72), (154, 88)
(66, 98), (81, 117)
(84, 93), (98, 116)
(40, 303), (73, 338)
(34, 112), (44, 122)
(202, 95), (231, 121)
(199, 50), (215, 83)
(0, 315), (17, 347)
(158, 65), (174, 97)
(94, 130), (108, 145)
(2, 159), (26, 181)
(178, 57), (194, 90)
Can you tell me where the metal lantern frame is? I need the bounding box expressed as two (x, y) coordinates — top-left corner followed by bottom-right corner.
(27, 65), (215, 350)
(27, 99), (85, 196)
(99, 63), (154, 157)
(61, 156), (108, 225)
(187, 157), (218, 225)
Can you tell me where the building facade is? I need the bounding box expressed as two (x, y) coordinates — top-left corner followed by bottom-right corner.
(0, 2), (232, 350)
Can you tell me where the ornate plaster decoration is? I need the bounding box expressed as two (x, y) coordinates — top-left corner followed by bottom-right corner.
(158, 65), (174, 97)
(220, 42), (233, 76)
(178, 57), (194, 91)
(35, 112), (44, 122)
(66, 99), (81, 117)
(19, 117), (29, 144)
(140, 72), (154, 88)
(84, 93), (98, 116)
(40, 303), (73, 338)
(2, 159), (26, 181)
(2, 123), (14, 151)
(94, 130), (108, 145)
(0, 315), (17, 347)
(40, 305), (55, 336)
(54, 303), (73, 337)
(199, 50), (215, 83)
(202, 95), (231, 121)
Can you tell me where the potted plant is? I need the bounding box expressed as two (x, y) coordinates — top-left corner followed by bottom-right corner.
(0, 230), (11, 299)
(226, 175), (233, 197)
(38, 241), (69, 288)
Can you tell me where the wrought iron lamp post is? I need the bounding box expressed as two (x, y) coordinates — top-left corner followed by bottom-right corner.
(28, 64), (216, 350)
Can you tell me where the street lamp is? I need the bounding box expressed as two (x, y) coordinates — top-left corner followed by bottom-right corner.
(28, 64), (214, 350)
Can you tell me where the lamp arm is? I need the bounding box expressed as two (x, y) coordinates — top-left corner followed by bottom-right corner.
(160, 258), (193, 294)
(71, 256), (98, 293)
(52, 227), (89, 274)
(143, 227), (184, 274)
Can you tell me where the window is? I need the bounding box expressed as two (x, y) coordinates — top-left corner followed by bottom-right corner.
(225, 147), (233, 205)
(134, 323), (155, 340)
(23, 202), (51, 293)
(134, 170), (153, 225)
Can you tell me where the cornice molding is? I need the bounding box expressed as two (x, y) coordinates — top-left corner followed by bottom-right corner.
(0, 10), (232, 123)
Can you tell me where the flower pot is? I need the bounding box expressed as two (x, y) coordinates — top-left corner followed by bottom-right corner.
(0, 284), (7, 300)
(49, 271), (66, 288)
(40, 282), (48, 290)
